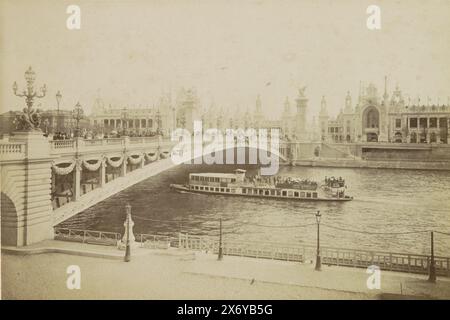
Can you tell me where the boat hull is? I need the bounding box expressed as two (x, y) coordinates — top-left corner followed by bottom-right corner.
(170, 184), (353, 202)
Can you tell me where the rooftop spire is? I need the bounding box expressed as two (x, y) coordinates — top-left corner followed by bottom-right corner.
(320, 96), (327, 115)
(283, 96), (290, 113)
(255, 94), (262, 113)
(383, 76), (388, 100)
(345, 91), (352, 113)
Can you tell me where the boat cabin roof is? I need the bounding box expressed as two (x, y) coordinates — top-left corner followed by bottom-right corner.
(190, 172), (238, 179)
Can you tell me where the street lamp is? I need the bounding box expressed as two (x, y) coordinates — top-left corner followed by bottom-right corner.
(43, 118), (50, 135)
(155, 109), (162, 135)
(428, 231), (436, 283)
(12, 66), (47, 130)
(315, 210), (322, 271)
(72, 102), (84, 138)
(218, 218), (223, 260)
(172, 106), (177, 132)
(121, 107), (128, 136)
(180, 113), (186, 129)
(56, 90), (62, 132)
(124, 203), (132, 262)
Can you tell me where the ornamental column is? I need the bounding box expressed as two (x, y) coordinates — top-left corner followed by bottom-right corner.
(120, 157), (127, 177)
(447, 117), (450, 143)
(99, 157), (106, 187)
(72, 159), (82, 201)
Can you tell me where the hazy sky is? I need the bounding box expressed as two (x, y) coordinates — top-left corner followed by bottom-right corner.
(1, 0), (450, 119)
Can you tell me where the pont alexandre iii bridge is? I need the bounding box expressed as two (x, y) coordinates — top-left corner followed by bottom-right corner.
(0, 130), (294, 247)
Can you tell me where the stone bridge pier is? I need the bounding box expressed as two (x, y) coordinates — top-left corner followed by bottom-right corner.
(1, 131), (53, 246)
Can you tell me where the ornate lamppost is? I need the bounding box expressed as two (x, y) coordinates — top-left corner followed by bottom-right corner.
(56, 90), (62, 133)
(172, 106), (177, 132)
(179, 113), (186, 129)
(428, 231), (436, 283)
(72, 102), (84, 138)
(218, 218), (223, 260)
(12, 66), (47, 131)
(121, 107), (128, 136)
(155, 109), (162, 135)
(43, 118), (50, 135)
(315, 210), (322, 271)
(124, 203), (132, 262)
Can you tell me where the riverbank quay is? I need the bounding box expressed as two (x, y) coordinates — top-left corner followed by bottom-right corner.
(291, 158), (450, 170)
(2, 240), (450, 299)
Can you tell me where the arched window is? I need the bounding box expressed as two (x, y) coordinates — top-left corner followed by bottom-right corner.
(367, 110), (379, 128)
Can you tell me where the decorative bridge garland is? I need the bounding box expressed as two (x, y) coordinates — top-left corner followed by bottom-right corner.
(106, 155), (124, 168)
(82, 158), (103, 172)
(52, 150), (160, 175)
(160, 150), (170, 159)
(145, 151), (158, 162)
(51, 160), (76, 175)
(128, 153), (144, 165)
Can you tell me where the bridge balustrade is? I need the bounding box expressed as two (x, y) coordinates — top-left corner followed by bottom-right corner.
(0, 142), (26, 160)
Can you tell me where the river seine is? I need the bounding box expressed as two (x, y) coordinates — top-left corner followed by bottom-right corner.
(59, 165), (450, 256)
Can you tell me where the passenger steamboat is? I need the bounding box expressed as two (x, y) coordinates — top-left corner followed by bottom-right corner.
(170, 169), (353, 201)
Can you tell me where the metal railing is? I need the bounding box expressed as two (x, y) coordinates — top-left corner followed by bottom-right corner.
(52, 229), (450, 277)
(178, 234), (304, 262)
(54, 227), (121, 246)
(136, 233), (175, 249)
(177, 233), (450, 276)
(320, 246), (450, 277)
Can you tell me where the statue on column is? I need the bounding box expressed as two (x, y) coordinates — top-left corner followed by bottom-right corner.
(298, 86), (307, 98)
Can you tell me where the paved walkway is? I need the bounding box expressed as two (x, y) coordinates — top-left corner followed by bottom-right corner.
(2, 240), (449, 299)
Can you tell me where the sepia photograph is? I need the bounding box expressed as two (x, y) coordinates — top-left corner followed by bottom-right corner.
(1, 0), (450, 305)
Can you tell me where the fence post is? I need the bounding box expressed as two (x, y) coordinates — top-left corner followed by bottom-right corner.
(447, 258), (449, 277)
(389, 253), (393, 271)
(428, 231), (436, 282)
(83, 230), (86, 243)
(218, 218), (223, 260)
(186, 233), (189, 249)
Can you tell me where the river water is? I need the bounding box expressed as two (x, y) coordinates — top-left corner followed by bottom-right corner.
(59, 164), (450, 256)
